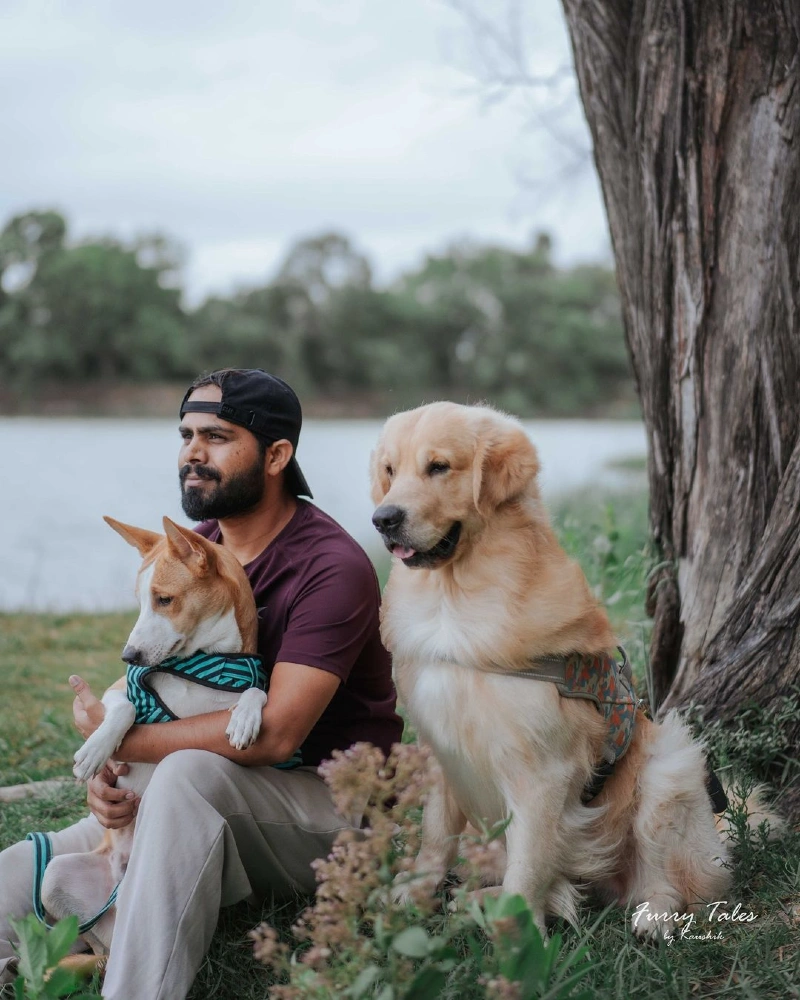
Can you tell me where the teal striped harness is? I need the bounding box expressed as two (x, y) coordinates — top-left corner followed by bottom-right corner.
(127, 651), (268, 723)
(127, 650), (303, 768)
(27, 832), (119, 935)
(29, 651), (302, 934)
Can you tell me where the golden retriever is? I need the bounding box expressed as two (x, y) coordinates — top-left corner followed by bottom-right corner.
(370, 401), (731, 936)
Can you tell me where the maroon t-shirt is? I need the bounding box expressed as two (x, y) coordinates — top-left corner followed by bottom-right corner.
(195, 501), (402, 766)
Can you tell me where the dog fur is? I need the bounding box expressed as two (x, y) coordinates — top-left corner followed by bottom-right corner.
(40, 516), (265, 957)
(370, 401), (733, 936)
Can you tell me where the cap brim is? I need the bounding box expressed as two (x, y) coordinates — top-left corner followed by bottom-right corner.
(286, 457), (312, 499)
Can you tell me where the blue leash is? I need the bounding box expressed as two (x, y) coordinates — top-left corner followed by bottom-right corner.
(27, 832), (121, 935)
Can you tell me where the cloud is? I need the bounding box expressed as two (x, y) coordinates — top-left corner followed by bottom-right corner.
(0, 0), (609, 303)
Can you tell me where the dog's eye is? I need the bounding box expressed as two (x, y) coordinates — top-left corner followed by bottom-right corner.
(427, 461), (450, 476)
(385, 464), (394, 478)
(156, 595), (173, 607)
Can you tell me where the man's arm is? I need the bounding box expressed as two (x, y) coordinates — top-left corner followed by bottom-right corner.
(73, 661), (341, 768)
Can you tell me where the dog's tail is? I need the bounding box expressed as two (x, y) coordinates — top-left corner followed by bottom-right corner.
(53, 954), (106, 981)
(714, 779), (785, 842)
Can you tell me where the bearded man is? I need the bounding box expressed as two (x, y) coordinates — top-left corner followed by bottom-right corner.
(0, 368), (402, 1000)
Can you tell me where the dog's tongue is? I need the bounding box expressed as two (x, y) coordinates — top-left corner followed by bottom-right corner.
(392, 545), (417, 560)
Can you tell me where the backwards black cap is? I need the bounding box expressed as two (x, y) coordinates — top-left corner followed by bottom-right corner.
(180, 369), (312, 499)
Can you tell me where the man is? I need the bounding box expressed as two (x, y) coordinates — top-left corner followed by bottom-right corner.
(0, 368), (402, 999)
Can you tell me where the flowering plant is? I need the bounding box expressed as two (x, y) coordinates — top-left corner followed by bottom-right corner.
(250, 742), (597, 1000)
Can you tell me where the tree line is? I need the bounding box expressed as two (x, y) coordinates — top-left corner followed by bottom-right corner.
(0, 210), (634, 416)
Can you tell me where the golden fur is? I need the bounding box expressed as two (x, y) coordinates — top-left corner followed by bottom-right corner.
(371, 402), (732, 935)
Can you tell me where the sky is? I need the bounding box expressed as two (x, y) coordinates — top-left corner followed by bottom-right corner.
(0, 0), (610, 305)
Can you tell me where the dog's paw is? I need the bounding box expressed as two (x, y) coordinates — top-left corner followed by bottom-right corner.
(447, 884), (503, 913)
(631, 898), (683, 941)
(391, 871), (441, 908)
(73, 732), (118, 782)
(631, 913), (674, 940)
(391, 877), (416, 907)
(226, 689), (267, 750)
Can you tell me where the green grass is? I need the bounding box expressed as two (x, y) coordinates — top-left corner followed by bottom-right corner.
(2, 488), (799, 999)
(0, 612), (135, 787)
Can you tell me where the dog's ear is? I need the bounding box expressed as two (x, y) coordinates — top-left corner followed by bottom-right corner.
(472, 418), (540, 515)
(369, 437), (391, 506)
(103, 516), (162, 556)
(162, 517), (216, 574)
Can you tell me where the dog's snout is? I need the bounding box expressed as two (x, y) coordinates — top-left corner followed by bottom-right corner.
(121, 644), (142, 666)
(372, 505), (406, 533)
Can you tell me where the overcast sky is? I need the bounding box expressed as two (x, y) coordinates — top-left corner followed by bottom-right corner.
(1, 0), (610, 304)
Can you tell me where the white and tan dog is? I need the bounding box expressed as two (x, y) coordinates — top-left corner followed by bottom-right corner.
(41, 515), (265, 958)
(371, 402), (734, 936)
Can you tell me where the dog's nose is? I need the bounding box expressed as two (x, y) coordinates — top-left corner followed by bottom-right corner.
(372, 505), (406, 533)
(121, 645), (142, 665)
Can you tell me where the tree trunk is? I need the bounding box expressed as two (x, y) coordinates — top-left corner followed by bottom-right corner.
(560, 1), (800, 807)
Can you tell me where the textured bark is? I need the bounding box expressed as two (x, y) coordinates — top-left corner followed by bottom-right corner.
(560, 0), (800, 807)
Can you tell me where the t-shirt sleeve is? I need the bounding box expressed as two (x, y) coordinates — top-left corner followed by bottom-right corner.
(275, 550), (380, 682)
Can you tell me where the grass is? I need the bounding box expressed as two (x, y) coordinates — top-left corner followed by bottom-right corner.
(2, 487), (799, 999)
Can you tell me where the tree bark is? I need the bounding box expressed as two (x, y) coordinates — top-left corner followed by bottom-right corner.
(560, 0), (800, 806)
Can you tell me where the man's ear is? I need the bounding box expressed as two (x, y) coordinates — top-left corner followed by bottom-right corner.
(369, 438), (391, 506)
(265, 439), (293, 478)
(472, 418), (540, 515)
(162, 517), (216, 574)
(103, 516), (162, 556)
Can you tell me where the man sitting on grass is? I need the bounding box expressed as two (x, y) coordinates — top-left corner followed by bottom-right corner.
(0, 368), (402, 1000)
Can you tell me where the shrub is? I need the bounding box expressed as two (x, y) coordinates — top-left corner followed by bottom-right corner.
(250, 742), (597, 999)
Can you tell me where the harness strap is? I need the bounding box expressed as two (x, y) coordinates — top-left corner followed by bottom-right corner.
(26, 832), (120, 935)
(706, 768), (729, 815)
(433, 646), (640, 803)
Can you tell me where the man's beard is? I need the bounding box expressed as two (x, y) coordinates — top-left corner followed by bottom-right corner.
(179, 460), (266, 521)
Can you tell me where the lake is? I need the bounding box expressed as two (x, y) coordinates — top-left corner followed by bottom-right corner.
(2, 418), (646, 612)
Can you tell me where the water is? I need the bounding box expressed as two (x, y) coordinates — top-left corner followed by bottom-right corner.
(2, 418), (646, 612)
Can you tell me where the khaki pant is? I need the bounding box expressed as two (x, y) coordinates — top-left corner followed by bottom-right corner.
(0, 750), (356, 1000)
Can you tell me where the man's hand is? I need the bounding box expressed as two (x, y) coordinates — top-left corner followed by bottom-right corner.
(87, 762), (139, 830)
(70, 675), (106, 738)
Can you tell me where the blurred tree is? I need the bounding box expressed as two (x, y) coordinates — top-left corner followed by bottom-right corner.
(190, 287), (287, 377)
(0, 210), (66, 283)
(272, 232), (373, 391)
(0, 211), (67, 362)
(0, 212), (634, 419)
(390, 234), (629, 413)
(0, 212), (188, 382)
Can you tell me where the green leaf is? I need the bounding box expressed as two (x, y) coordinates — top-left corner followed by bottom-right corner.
(9, 915), (47, 994)
(45, 917), (80, 967)
(391, 926), (432, 958)
(13, 975), (25, 1000)
(425, 935), (448, 956)
(403, 966), (448, 1000)
(347, 964), (382, 999)
(42, 965), (81, 997)
(540, 964), (596, 1000)
(467, 897), (486, 929)
(490, 893), (529, 920)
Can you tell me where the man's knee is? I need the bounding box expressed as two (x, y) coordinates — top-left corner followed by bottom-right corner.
(143, 749), (231, 807)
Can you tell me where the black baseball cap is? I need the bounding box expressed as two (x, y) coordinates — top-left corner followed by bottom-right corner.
(180, 369), (312, 499)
